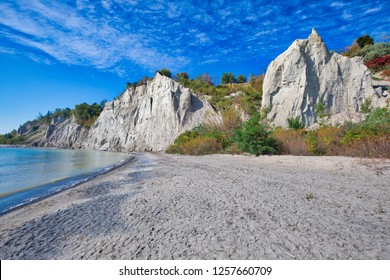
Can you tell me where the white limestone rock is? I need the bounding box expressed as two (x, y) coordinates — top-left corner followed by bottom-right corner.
(262, 29), (388, 128)
(40, 73), (219, 152)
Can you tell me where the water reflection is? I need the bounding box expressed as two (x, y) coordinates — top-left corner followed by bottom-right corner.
(0, 148), (130, 196)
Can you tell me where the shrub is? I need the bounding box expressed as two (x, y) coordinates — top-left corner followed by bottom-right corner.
(360, 98), (372, 115)
(167, 136), (222, 155)
(176, 72), (189, 86)
(180, 137), (222, 155)
(342, 42), (390, 62)
(0, 130), (26, 145)
(342, 44), (360, 58)
(234, 89), (262, 115)
(365, 54), (390, 72)
(287, 116), (305, 130)
(220, 108), (242, 137)
(341, 135), (390, 158)
(314, 101), (330, 126)
(363, 43), (390, 62)
(272, 128), (307, 155)
(158, 68), (172, 78)
(234, 113), (278, 155)
(237, 74), (247, 83)
(340, 108), (390, 157)
(316, 126), (344, 155)
(272, 126), (344, 156)
(356, 35), (374, 48)
(52, 107), (72, 119)
(221, 73), (235, 84)
(73, 102), (103, 128)
(188, 78), (215, 95)
(304, 131), (321, 155)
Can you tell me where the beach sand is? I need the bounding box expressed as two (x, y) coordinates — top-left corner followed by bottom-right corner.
(0, 153), (389, 259)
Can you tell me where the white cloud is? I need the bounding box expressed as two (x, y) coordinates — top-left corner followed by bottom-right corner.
(196, 33), (210, 44)
(330, 2), (348, 8)
(0, 4), (45, 37)
(254, 30), (272, 37)
(364, 7), (381, 14)
(244, 15), (257, 22)
(342, 11), (352, 20)
(0, 45), (16, 55)
(166, 3), (181, 19)
(101, 0), (111, 10)
(1, 0), (387, 79)
(0, 0), (189, 76)
(200, 58), (218, 65)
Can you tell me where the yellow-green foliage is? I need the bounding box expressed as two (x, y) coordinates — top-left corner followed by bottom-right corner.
(0, 130), (26, 145)
(272, 128), (307, 155)
(316, 126), (343, 154)
(166, 108), (243, 155)
(272, 108), (390, 158)
(166, 137), (222, 155)
(182, 73), (263, 114)
(342, 41), (390, 65)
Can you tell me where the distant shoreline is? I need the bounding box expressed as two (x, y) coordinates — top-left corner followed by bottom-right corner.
(0, 144), (132, 153)
(0, 149), (136, 216)
(0, 144), (30, 148)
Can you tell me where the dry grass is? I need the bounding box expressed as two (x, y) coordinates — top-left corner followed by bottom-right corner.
(167, 137), (223, 155)
(272, 127), (390, 158)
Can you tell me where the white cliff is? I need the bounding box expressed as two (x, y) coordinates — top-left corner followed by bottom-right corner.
(36, 73), (219, 151)
(262, 29), (388, 127)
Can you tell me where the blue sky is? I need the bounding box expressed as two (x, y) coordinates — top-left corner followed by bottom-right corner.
(0, 0), (389, 133)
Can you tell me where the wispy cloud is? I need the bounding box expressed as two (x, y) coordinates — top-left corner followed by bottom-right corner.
(330, 2), (349, 8)
(364, 7), (381, 14)
(0, 0), (389, 77)
(0, 0), (189, 76)
(342, 11), (353, 20)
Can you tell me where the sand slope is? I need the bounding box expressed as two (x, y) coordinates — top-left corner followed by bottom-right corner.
(0, 153), (389, 259)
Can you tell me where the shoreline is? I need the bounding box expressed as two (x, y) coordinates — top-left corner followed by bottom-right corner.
(0, 149), (136, 216)
(0, 153), (389, 259)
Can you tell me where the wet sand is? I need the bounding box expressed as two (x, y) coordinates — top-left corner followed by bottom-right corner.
(0, 153), (389, 259)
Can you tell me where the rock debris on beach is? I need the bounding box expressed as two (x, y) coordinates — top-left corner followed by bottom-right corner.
(0, 153), (389, 260)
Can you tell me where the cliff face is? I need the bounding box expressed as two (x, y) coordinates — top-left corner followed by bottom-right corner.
(262, 29), (388, 127)
(26, 73), (219, 151)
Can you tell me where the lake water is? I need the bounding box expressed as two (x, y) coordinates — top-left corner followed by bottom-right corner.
(0, 147), (131, 214)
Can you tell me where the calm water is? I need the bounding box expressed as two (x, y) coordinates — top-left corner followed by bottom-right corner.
(0, 147), (131, 214)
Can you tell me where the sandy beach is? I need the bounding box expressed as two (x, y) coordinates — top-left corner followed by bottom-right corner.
(0, 153), (389, 259)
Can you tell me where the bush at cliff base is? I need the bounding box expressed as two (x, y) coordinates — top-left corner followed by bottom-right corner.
(234, 113), (278, 156)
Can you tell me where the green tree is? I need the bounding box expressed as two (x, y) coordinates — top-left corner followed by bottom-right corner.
(234, 113), (278, 155)
(73, 102), (103, 127)
(177, 72), (189, 86)
(356, 35), (374, 48)
(0, 129), (26, 144)
(314, 101), (331, 126)
(237, 74), (246, 83)
(360, 98), (372, 115)
(287, 116), (305, 130)
(178, 72), (189, 80)
(221, 72), (235, 84)
(52, 107), (71, 118)
(158, 68), (172, 78)
(99, 99), (107, 109)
